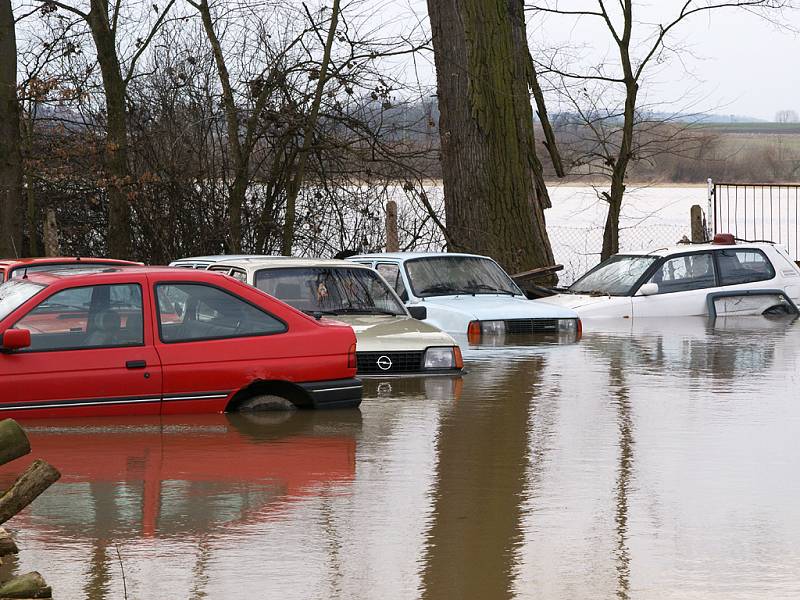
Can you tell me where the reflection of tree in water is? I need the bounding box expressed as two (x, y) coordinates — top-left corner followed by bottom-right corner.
(608, 353), (633, 600)
(420, 356), (546, 600)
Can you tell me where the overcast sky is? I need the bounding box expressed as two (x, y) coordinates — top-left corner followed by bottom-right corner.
(371, 0), (800, 121)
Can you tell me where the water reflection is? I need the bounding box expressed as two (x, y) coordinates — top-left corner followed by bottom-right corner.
(3, 317), (800, 599)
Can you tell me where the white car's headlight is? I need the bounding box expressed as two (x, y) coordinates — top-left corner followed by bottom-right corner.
(424, 346), (460, 369)
(557, 318), (582, 338)
(480, 320), (506, 335)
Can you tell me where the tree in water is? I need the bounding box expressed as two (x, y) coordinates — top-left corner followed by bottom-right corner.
(426, 0), (562, 275)
(0, 0), (22, 258)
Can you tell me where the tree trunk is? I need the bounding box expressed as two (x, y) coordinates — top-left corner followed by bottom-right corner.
(281, 0), (341, 256)
(88, 0), (131, 258)
(426, 0), (556, 275)
(0, 0), (23, 259)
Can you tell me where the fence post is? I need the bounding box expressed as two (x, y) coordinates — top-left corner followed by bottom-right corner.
(706, 178), (714, 240)
(690, 205), (706, 242)
(385, 200), (399, 252)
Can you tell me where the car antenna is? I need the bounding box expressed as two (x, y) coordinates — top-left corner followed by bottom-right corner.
(312, 311), (323, 321)
(22, 267), (28, 279)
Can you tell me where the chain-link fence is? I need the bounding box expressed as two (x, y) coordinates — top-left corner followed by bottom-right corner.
(550, 223), (689, 285)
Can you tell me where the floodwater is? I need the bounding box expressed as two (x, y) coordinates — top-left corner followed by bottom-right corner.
(2, 316), (800, 600)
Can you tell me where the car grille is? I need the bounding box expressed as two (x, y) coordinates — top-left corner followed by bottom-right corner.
(356, 351), (424, 374)
(505, 319), (560, 335)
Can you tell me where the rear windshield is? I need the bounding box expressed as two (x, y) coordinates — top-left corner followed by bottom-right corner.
(10, 263), (122, 278)
(0, 280), (45, 321)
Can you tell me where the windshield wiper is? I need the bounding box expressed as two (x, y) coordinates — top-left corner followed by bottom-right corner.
(419, 283), (462, 295)
(466, 283), (517, 296)
(330, 307), (401, 316)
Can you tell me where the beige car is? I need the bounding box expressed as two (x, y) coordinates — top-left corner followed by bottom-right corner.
(207, 258), (463, 376)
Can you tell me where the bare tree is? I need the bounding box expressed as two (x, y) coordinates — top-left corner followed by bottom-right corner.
(426, 0), (563, 275)
(33, 0), (177, 257)
(775, 109), (799, 123)
(0, 0), (23, 257)
(530, 0), (793, 260)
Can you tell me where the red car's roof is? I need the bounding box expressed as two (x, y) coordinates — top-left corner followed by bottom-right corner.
(0, 257), (140, 267)
(21, 265), (215, 283)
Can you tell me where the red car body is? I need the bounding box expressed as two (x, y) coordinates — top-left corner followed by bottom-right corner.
(0, 257), (142, 282)
(0, 267), (361, 418)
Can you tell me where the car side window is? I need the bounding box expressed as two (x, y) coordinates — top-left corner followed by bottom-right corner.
(376, 263), (408, 301)
(230, 269), (248, 283)
(646, 253), (716, 294)
(14, 284), (144, 351)
(717, 249), (775, 285)
(156, 283), (286, 343)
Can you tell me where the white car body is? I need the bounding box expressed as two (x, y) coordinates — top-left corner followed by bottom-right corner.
(349, 252), (580, 343)
(206, 257), (462, 377)
(539, 239), (800, 319)
(169, 255), (280, 269)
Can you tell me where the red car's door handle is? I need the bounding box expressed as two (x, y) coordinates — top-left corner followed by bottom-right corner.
(126, 360), (147, 369)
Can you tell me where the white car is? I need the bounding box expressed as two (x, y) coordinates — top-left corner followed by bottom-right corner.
(169, 255), (280, 269)
(349, 252), (581, 344)
(207, 257), (463, 377)
(538, 235), (800, 319)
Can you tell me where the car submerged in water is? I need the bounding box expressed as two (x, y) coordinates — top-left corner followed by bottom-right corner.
(349, 252), (581, 344)
(206, 258), (463, 377)
(538, 235), (800, 319)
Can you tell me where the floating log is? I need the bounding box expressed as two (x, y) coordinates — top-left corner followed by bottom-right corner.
(0, 528), (18, 557)
(0, 461), (60, 526)
(0, 571), (51, 598)
(511, 263), (564, 282)
(0, 422), (30, 468)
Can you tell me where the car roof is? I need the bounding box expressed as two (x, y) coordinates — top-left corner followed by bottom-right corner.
(350, 252), (492, 261)
(211, 257), (374, 273)
(19, 265), (217, 285)
(169, 255), (281, 265)
(0, 257), (139, 268)
(620, 240), (780, 258)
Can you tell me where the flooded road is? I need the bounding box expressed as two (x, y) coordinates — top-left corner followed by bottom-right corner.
(2, 317), (800, 599)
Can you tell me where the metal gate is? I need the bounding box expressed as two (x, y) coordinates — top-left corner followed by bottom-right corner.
(709, 179), (800, 260)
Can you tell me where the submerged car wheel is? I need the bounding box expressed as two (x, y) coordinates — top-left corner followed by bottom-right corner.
(237, 394), (297, 412)
(763, 304), (793, 317)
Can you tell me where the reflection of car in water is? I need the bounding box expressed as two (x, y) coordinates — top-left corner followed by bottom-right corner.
(540, 237), (800, 319)
(0, 412), (360, 537)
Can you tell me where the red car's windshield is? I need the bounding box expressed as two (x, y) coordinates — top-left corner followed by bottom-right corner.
(0, 279), (46, 321)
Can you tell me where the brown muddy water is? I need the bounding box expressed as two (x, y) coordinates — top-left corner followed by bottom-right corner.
(1, 316), (799, 600)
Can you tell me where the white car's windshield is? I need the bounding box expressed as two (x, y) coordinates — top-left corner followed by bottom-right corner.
(0, 280), (45, 321)
(570, 255), (659, 296)
(405, 256), (521, 297)
(254, 267), (407, 316)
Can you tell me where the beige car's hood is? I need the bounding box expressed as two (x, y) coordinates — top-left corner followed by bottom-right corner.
(337, 315), (457, 352)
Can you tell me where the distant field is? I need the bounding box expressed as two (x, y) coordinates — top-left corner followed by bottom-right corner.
(697, 122), (800, 135)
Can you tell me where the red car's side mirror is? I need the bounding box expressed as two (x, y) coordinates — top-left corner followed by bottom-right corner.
(1, 329), (31, 352)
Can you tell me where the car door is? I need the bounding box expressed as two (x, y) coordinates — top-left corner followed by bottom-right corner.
(151, 279), (290, 415)
(631, 252), (718, 317)
(1, 280), (163, 416)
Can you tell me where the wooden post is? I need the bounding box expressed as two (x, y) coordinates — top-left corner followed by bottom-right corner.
(385, 200), (399, 252)
(0, 421), (30, 468)
(0, 460), (61, 525)
(690, 205), (706, 243)
(0, 571), (51, 598)
(43, 210), (60, 257)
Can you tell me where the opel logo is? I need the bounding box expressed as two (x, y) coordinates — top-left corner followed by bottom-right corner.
(376, 355), (393, 371)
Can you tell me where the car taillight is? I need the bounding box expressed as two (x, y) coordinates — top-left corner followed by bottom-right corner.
(467, 320), (481, 344)
(454, 346), (463, 369)
(347, 343), (357, 369)
(577, 318), (583, 341)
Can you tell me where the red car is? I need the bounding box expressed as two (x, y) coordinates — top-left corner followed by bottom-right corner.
(0, 267), (361, 418)
(0, 257), (142, 282)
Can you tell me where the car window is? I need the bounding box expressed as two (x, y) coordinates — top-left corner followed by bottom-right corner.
(156, 283), (286, 343)
(717, 249), (775, 285)
(646, 253), (716, 294)
(375, 263), (407, 300)
(0, 279), (46, 320)
(405, 256), (521, 297)
(570, 255), (659, 296)
(254, 267), (407, 316)
(14, 284), (144, 351)
(230, 269), (248, 283)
